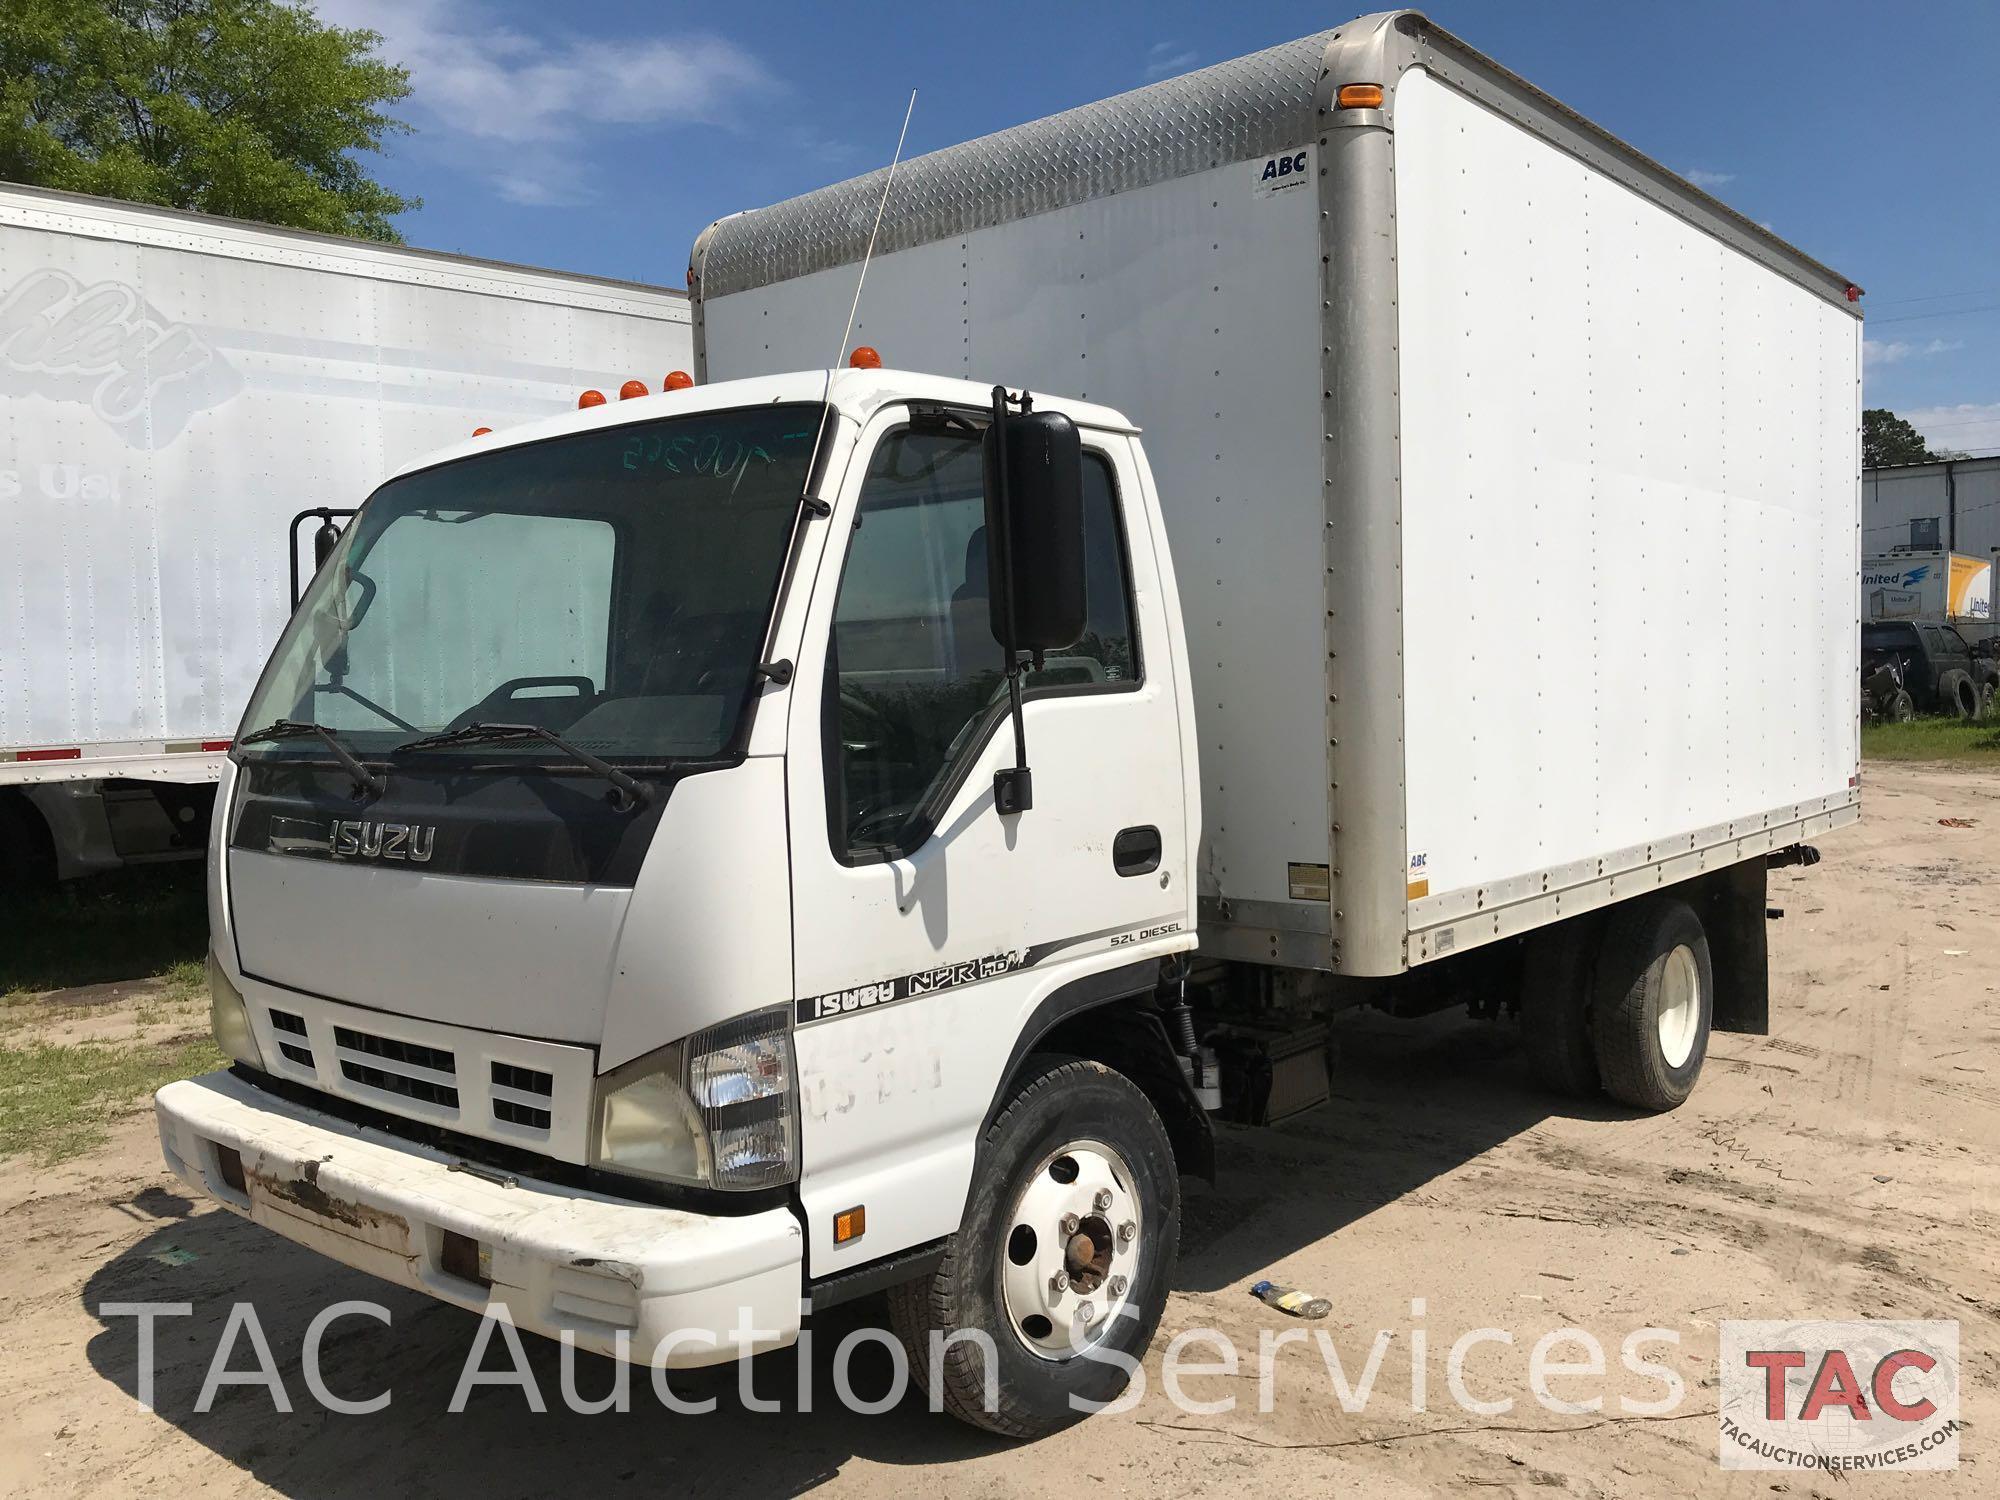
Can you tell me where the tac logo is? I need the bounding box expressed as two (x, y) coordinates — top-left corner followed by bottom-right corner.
(1259, 150), (1310, 186)
(1719, 1320), (1959, 1472)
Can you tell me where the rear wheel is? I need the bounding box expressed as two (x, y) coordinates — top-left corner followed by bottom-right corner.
(1519, 912), (1604, 1096)
(887, 1055), (1178, 1437)
(1590, 897), (1713, 1111)
(1940, 670), (1978, 720)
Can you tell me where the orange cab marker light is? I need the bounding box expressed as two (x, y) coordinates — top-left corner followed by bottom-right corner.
(472, 426), (492, 436)
(663, 370), (694, 391)
(848, 346), (882, 370)
(578, 389), (606, 409)
(619, 379), (649, 400)
(1337, 83), (1385, 109)
(833, 1205), (866, 1243)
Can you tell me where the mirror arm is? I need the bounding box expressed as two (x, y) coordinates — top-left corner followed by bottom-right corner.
(989, 385), (1034, 816)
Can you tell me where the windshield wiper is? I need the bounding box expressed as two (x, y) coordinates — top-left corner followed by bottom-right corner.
(391, 723), (651, 808)
(238, 719), (385, 797)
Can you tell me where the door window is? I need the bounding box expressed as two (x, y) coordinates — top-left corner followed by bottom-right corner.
(826, 426), (1137, 859)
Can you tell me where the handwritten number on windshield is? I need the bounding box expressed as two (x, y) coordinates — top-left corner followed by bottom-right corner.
(621, 423), (816, 490)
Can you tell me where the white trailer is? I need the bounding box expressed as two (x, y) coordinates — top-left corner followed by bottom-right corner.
(0, 183), (691, 886)
(156, 10), (1857, 1437)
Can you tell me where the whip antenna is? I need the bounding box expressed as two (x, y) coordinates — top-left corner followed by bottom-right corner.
(784, 88), (918, 635)
(835, 89), (917, 368)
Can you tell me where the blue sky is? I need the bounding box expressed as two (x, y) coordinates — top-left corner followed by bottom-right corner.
(316, 0), (2000, 453)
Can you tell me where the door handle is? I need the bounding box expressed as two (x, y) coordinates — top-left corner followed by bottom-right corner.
(1112, 825), (1162, 877)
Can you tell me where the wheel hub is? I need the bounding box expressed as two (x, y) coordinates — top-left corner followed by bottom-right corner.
(1000, 1140), (1142, 1361)
(1657, 943), (1701, 1069)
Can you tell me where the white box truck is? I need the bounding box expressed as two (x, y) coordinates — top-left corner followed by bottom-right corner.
(155, 10), (1859, 1436)
(0, 183), (691, 889)
(1861, 548), (1995, 627)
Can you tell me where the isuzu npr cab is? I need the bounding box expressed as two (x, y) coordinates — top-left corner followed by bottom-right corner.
(156, 10), (1859, 1436)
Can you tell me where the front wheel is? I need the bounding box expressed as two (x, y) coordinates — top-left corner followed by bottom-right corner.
(1590, 896), (1713, 1111)
(888, 1055), (1179, 1437)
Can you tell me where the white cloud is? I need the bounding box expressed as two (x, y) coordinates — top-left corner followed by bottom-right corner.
(1864, 337), (1965, 368)
(1145, 41), (1199, 80)
(1683, 169), (1736, 189)
(1904, 402), (2000, 454)
(314, 0), (769, 205)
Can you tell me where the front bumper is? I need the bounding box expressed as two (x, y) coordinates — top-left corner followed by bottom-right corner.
(156, 1071), (803, 1365)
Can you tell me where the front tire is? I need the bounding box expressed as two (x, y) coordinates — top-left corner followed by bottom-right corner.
(1590, 896), (1713, 1111)
(888, 1055), (1179, 1437)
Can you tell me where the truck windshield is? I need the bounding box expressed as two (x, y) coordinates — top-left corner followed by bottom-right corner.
(238, 404), (822, 768)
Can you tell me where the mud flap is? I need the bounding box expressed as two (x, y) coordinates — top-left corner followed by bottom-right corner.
(1702, 859), (1769, 1035)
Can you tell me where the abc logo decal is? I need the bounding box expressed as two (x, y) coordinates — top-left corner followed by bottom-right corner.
(1260, 151), (1308, 182)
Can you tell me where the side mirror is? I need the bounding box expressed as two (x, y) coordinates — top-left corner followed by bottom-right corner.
(313, 516), (344, 568)
(983, 410), (1086, 654)
(288, 506), (358, 608)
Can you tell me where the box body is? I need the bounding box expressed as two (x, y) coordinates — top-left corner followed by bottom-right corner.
(692, 10), (1861, 974)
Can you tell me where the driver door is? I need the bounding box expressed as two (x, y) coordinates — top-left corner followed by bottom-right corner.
(784, 410), (1189, 1278)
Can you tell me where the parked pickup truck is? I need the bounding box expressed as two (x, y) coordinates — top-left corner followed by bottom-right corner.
(1862, 619), (1995, 719)
(155, 9), (1859, 1437)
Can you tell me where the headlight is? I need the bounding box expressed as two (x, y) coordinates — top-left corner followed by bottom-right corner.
(207, 950), (265, 1069)
(590, 1004), (797, 1191)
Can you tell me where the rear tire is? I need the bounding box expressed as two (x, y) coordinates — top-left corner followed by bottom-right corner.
(887, 1055), (1179, 1438)
(1519, 912), (1604, 1096)
(1590, 897), (1713, 1112)
(1940, 670), (1977, 720)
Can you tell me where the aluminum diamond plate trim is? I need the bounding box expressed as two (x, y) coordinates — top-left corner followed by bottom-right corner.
(695, 30), (1339, 299)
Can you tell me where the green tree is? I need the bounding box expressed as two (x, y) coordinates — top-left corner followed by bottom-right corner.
(1862, 408), (1937, 469)
(1, 0), (417, 242)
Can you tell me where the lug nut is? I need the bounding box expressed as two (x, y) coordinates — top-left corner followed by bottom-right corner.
(1060, 1213), (1080, 1235)
(1049, 1270), (1068, 1294)
(1108, 1275), (1128, 1297)
(1078, 1300), (1097, 1324)
(1117, 1220), (1137, 1246)
(1093, 1189), (1113, 1212)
